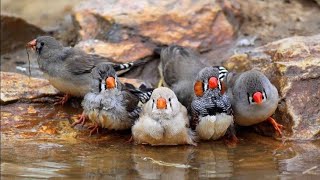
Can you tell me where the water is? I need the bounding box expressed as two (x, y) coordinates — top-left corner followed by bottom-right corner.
(1, 101), (320, 179)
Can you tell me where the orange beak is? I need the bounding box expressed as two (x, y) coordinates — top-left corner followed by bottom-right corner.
(208, 77), (218, 89)
(156, 97), (167, 109)
(26, 39), (37, 50)
(253, 92), (263, 105)
(106, 77), (116, 89)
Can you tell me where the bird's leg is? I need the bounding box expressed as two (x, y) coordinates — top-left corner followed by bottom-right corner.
(54, 94), (71, 105)
(157, 63), (164, 88)
(125, 136), (134, 144)
(71, 112), (87, 127)
(224, 123), (239, 146)
(88, 123), (99, 136)
(267, 117), (283, 136)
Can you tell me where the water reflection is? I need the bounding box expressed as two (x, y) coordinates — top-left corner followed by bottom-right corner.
(1, 102), (320, 179)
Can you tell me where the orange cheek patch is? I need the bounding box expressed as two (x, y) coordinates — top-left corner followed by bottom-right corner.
(194, 81), (204, 97)
(106, 77), (116, 89)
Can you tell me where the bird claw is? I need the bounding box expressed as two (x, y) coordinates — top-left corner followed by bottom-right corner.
(267, 117), (284, 136)
(71, 113), (87, 127)
(125, 136), (133, 144)
(88, 123), (99, 136)
(54, 94), (70, 105)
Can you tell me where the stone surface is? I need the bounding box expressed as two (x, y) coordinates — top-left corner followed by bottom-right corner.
(238, 0), (320, 45)
(224, 34), (320, 140)
(0, 72), (59, 104)
(75, 39), (155, 63)
(72, 0), (239, 62)
(1, 14), (45, 54)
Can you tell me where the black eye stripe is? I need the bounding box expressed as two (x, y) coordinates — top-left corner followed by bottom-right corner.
(247, 93), (250, 104)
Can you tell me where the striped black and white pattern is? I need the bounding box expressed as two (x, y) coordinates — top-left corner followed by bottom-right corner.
(128, 107), (142, 119)
(138, 91), (153, 104)
(113, 62), (135, 71)
(215, 66), (228, 82)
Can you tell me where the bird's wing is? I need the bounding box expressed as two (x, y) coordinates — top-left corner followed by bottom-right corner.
(63, 49), (113, 75)
(121, 85), (140, 113)
(190, 102), (200, 130)
(161, 45), (206, 86)
(64, 48), (150, 75)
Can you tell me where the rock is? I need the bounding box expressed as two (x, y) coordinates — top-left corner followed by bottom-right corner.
(1, 14), (45, 54)
(0, 72), (59, 104)
(224, 34), (320, 140)
(238, 0), (320, 45)
(72, 0), (239, 62)
(75, 39), (155, 63)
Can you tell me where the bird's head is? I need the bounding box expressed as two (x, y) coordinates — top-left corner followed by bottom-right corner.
(91, 63), (120, 93)
(146, 87), (180, 120)
(26, 36), (63, 56)
(194, 66), (223, 97)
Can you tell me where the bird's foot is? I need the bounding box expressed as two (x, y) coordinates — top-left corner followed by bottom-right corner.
(157, 78), (164, 88)
(88, 123), (99, 136)
(267, 117), (283, 136)
(71, 112), (87, 127)
(54, 94), (71, 105)
(224, 134), (239, 147)
(125, 136), (134, 144)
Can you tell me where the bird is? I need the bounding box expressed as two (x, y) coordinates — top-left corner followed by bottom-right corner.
(80, 63), (149, 135)
(191, 67), (235, 141)
(26, 36), (148, 105)
(225, 69), (283, 135)
(159, 45), (228, 108)
(132, 87), (197, 146)
(159, 45), (207, 107)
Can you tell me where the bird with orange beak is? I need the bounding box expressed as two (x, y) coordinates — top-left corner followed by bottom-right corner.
(159, 45), (228, 108)
(225, 70), (283, 135)
(26, 36), (148, 105)
(132, 87), (196, 146)
(81, 63), (147, 135)
(191, 67), (236, 141)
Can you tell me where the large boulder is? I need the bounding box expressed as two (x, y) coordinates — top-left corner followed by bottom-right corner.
(72, 0), (240, 62)
(224, 34), (320, 140)
(1, 15), (45, 54)
(0, 72), (59, 104)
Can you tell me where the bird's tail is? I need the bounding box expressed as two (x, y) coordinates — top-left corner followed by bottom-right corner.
(113, 56), (153, 76)
(125, 83), (154, 104)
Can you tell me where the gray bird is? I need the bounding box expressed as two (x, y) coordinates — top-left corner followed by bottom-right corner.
(159, 45), (228, 108)
(26, 36), (147, 104)
(132, 87), (196, 146)
(191, 67), (235, 141)
(80, 63), (146, 135)
(225, 70), (283, 135)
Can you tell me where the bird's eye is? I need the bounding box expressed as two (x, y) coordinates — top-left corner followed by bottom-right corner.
(40, 42), (44, 46)
(168, 98), (172, 108)
(168, 98), (171, 102)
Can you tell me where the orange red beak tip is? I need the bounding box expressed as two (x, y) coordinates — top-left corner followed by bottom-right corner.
(26, 39), (37, 50)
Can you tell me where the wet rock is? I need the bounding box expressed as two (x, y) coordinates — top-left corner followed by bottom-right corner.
(224, 34), (320, 140)
(72, 0), (239, 61)
(1, 14), (45, 54)
(0, 72), (58, 104)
